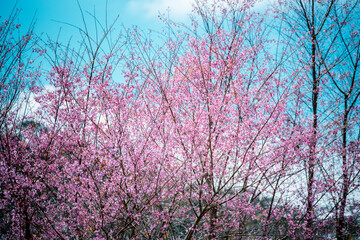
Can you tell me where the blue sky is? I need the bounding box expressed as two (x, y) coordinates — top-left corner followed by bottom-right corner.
(0, 0), (195, 41)
(0, 0), (273, 43)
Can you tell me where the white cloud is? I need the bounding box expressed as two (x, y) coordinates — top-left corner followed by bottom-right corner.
(253, 0), (277, 10)
(127, 0), (195, 20)
(17, 84), (55, 118)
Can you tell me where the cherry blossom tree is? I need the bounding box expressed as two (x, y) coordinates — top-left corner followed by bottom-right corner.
(123, 0), (307, 238)
(1, 0), (359, 239)
(273, 0), (360, 239)
(0, 8), (45, 239)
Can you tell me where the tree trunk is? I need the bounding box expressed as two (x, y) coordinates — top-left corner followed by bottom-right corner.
(337, 102), (350, 240)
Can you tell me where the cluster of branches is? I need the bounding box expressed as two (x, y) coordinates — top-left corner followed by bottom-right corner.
(0, 0), (359, 239)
